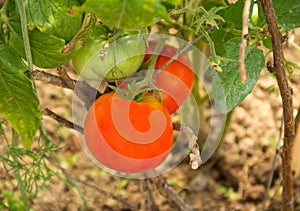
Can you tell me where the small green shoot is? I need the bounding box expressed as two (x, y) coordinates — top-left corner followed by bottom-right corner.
(219, 186), (238, 201)
(116, 179), (130, 194)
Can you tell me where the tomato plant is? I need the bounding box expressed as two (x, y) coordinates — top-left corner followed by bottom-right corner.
(84, 91), (173, 173)
(1, 0), (300, 209)
(143, 41), (195, 114)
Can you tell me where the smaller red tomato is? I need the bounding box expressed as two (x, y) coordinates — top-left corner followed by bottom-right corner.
(144, 40), (193, 69)
(153, 56), (194, 114)
(84, 91), (173, 173)
(144, 41), (195, 114)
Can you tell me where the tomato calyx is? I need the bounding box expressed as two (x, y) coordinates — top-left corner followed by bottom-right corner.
(108, 40), (177, 103)
(109, 68), (163, 103)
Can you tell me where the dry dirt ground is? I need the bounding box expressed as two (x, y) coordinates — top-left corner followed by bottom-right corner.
(1, 33), (300, 210)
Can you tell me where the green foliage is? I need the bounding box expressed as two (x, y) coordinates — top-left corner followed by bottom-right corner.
(204, 0), (266, 113)
(4, 0), (84, 68)
(0, 136), (59, 196)
(82, 0), (169, 29)
(24, 0), (83, 41)
(0, 44), (41, 148)
(0, 190), (26, 211)
(273, 0), (300, 30)
(223, 0), (244, 29)
(211, 37), (265, 113)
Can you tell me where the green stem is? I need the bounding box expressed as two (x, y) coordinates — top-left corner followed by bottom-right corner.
(16, 0), (33, 75)
(288, 38), (300, 53)
(11, 130), (30, 211)
(200, 27), (216, 57)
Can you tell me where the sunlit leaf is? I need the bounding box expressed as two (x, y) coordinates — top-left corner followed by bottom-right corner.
(0, 45), (41, 148)
(6, 0), (83, 68)
(82, 0), (169, 29)
(212, 37), (265, 113)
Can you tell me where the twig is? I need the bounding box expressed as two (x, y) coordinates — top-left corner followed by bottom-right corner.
(140, 179), (159, 211)
(261, 0), (295, 210)
(33, 69), (74, 89)
(33, 68), (101, 109)
(45, 156), (138, 211)
(159, 21), (223, 72)
(57, 67), (75, 89)
(152, 175), (193, 211)
(62, 14), (92, 54)
(42, 108), (84, 134)
(238, 0), (251, 84)
(74, 178), (138, 211)
(181, 123), (203, 170)
(173, 123), (202, 169)
(263, 116), (284, 211)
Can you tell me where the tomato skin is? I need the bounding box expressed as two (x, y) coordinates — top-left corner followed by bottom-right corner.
(72, 36), (146, 80)
(144, 41), (195, 114)
(84, 92), (173, 173)
(154, 56), (194, 114)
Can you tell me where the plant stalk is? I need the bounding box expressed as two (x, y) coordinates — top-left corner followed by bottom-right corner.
(261, 0), (295, 210)
(16, 0), (33, 75)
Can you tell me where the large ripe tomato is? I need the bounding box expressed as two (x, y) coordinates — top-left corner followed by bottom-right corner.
(144, 41), (195, 114)
(84, 91), (173, 173)
(72, 35), (146, 80)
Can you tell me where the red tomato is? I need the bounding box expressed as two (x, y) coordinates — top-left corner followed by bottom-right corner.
(144, 40), (193, 69)
(144, 41), (195, 114)
(84, 91), (173, 173)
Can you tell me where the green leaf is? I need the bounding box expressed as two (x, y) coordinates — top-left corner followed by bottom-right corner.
(273, 0), (300, 30)
(82, 0), (169, 29)
(9, 30), (72, 68)
(222, 0), (244, 29)
(210, 28), (236, 56)
(262, 36), (272, 50)
(6, 0), (83, 68)
(25, 0), (83, 41)
(212, 37), (265, 113)
(0, 44), (41, 148)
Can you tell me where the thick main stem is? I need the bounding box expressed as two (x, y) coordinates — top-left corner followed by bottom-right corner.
(261, 0), (294, 210)
(16, 0), (33, 75)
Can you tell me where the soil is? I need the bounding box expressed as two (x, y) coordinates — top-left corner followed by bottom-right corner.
(1, 33), (300, 211)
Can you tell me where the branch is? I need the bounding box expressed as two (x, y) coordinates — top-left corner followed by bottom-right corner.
(261, 0), (295, 210)
(57, 67), (75, 89)
(140, 179), (159, 211)
(62, 14), (92, 54)
(151, 176), (193, 211)
(42, 108), (84, 134)
(33, 69), (73, 89)
(173, 123), (202, 170)
(238, 0), (251, 84)
(33, 68), (102, 109)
